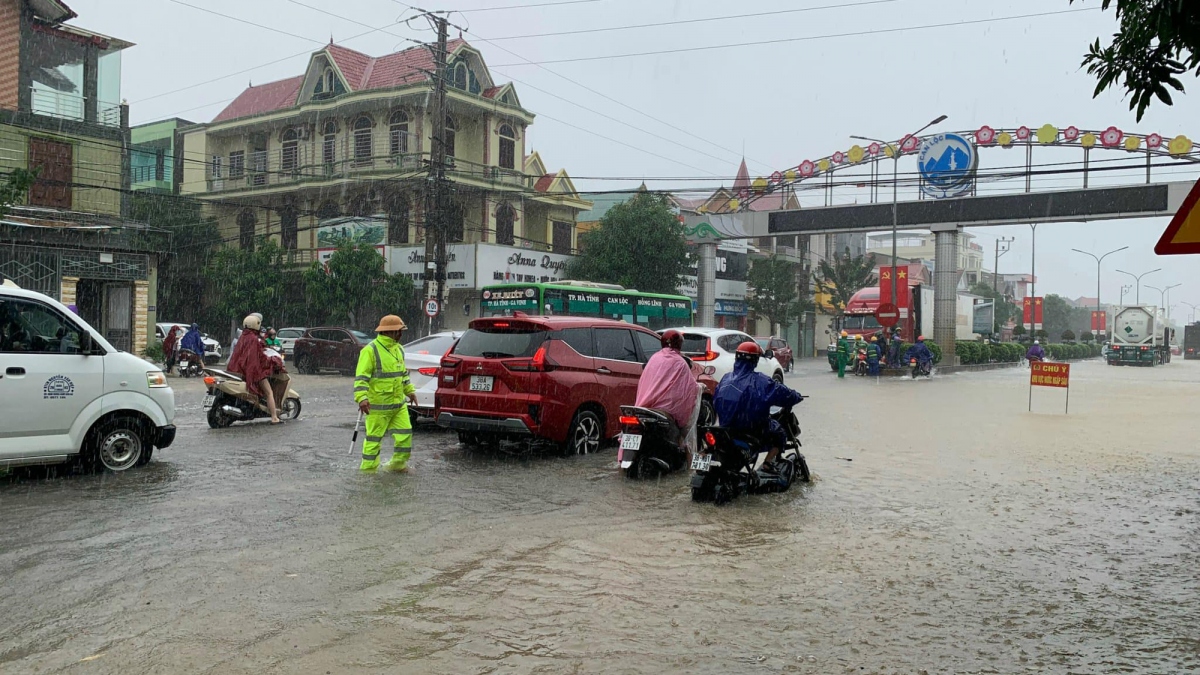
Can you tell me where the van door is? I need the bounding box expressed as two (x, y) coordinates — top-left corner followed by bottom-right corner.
(0, 297), (105, 458)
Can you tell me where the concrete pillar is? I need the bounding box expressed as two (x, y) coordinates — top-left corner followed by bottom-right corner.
(932, 224), (959, 365)
(697, 242), (717, 327)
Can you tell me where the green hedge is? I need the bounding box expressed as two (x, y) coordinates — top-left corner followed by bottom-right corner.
(951, 341), (1102, 364)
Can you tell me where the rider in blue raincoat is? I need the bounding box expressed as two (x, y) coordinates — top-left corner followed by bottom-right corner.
(714, 341), (804, 463)
(180, 323), (204, 356)
(904, 335), (934, 368)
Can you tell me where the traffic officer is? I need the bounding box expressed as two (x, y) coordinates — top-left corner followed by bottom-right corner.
(354, 315), (417, 472)
(836, 330), (851, 379)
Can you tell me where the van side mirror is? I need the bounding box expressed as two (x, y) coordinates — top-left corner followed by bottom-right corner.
(80, 332), (95, 355)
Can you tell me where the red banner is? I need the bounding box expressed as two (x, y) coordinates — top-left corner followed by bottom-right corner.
(1022, 297), (1044, 327)
(879, 266), (910, 308)
(1030, 361), (1070, 388)
(1090, 310), (1107, 332)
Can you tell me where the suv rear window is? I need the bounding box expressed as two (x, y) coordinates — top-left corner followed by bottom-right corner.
(717, 333), (752, 353)
(680, 334), (709, 354)
(454, 328), (548, 358)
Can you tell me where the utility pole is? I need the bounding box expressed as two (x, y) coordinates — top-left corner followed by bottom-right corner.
(423, 12), (450, 334)
(993, 236), (1013, 292)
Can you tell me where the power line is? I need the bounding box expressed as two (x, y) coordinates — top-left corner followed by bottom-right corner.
(483, 0), (902, 41)
(491, 7), (1102, 66)
(166, 0), (324, 45)
(454, 0), (606, 12)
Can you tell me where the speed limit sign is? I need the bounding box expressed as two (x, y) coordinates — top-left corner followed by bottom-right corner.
(424, 298), (440, 318)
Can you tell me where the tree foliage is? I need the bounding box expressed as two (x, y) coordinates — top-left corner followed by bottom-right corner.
(205, 238), (288, 334)
(304, 242), (416, 331)
(0, 168), (37, 218)
(1074, 0), (1200, 120)
(969, 281), (1019, 333)
(568, 192), (690, 294)
(813, 249), (877, 315)
(747, 254), (812, 331)
(130, 192), (221, 326)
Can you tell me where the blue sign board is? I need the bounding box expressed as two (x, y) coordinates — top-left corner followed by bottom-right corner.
(918, 133), (978, 199)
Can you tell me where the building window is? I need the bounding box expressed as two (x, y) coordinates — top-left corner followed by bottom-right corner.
(453, 62), (468, 90)
(281, 128), (299, 172)
(316, 200), (340, 222)
(322, 120), (337, 167)
(154, 149), (165, 181)
(389, 110), (409, 156)
(346, 194), (370, 218)
(280, 206), (298, 250)
(352, 115), (373, 165)
(211, 155), (222, 179)
(229, 150), (244, 178)
(237, 210), (256, 251)
(553, 221), (573, 255)
(447, 203), (464, 243)
(495, 203), (515, 246)
(444, 115), (456, 158)
(498, 124), (516, 170)
(386, 195), (410, 245)
(325, 69), (336, 92)
(27, 137), (72, 209)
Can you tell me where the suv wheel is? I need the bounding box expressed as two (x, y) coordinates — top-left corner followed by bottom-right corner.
(773, 371), (785, 384)
(564, 409), (602, 456)
(296, 354), (315, 374)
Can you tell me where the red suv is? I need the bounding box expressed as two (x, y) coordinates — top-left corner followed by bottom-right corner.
(436, 315), (715, 454)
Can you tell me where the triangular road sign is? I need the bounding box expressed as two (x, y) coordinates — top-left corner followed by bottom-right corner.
(1156, 176), (1200, 254)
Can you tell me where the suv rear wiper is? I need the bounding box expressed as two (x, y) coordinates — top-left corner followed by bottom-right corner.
(481, 351), (516, 358)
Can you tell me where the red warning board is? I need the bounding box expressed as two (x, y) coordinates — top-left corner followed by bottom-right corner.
(1155, 177), (1200, 255)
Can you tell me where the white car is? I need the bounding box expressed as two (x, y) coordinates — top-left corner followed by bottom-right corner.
(156, 322), (222, 364)
(403, 331), (462, 420)
(276, 327), (306, 356)
(662, 327), (786, 384)
(2, 284), (176, 472)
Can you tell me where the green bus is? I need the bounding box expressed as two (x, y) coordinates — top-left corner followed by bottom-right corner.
(480, 281), (693, 330)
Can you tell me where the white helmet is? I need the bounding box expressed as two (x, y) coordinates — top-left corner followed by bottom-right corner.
(1033, 339), (1039, 345)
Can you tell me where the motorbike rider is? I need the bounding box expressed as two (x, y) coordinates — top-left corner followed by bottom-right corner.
(1026, 340), (1046, 362)
(264, 327), (282, 352)
(867, 335), (882, 376)
(180, 323), (205, 364)
(905, 335), (934, 371)
(634, 329), (701, 451)
(226, 314), (285, 424)
(889, 328), (904, 369)
(162, 325), (181, 372)
(714, 342), (804, 465)
(836, 329), (851, 379)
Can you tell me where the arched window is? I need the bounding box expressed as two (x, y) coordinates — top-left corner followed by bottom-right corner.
(389, 110), (409, 156)
(386, 194), (410, 245)
(495, 203), (515, 246)
(316, 200), (340, 222)
(352, 115), (373, 165)
(324, 68), (335, 93)
(237, 209), (256, 251)
(280, 206), (298, 250)
(453, 62), (468, 90)
(498, 124), (516, 170)
(322, 120), (337, 168)
(444, 115), (456, 158)
(346, 194), (370, 218)
(281, 128), (299, 172)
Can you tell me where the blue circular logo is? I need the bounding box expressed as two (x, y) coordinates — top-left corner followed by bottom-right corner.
(918, 133), (978, 199)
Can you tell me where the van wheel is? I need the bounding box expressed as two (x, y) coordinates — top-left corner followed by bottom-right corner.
(563, 410), (602, 456)
(88, 417), (145, 472)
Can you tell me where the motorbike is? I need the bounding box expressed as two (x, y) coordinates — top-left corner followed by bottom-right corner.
(202, 367), (301, 428)
(617, 406), (689, 479)
(853, 347), (869, 376)
(690, 403), (810, 505)
(177, 348), (204, 378)
(910, 357), (932, 378)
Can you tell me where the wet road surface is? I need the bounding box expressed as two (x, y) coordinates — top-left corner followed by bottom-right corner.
(2, 360), (1198, 674)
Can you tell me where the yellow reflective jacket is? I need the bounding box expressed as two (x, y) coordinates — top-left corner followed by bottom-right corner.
(354, 334), (415, 405)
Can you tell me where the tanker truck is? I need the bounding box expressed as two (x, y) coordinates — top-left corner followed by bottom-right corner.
(1110, 305), (1169, 366)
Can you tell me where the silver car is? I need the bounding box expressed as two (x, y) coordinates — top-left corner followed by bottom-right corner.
(403, 331), (462, 420)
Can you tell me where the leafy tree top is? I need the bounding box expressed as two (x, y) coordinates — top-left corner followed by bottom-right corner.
(813, 248), (877, 315)
(748, 254), (813, 331)
(567, 192), (690, 295)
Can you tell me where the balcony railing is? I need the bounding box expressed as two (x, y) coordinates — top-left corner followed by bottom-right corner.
(205, 148), (530, 193)
(30, 87), (122, 128)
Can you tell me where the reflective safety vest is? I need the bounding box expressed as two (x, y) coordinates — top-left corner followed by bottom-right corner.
(354, 335), (415, 406)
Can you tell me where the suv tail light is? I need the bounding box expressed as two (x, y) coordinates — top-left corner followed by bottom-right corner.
(689, 339), (719, 362)
(440, 346), (461, 385)
(505, 345), (556, 372)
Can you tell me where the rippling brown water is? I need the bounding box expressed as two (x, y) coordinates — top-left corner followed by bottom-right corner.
(2, 360), (1197, 673)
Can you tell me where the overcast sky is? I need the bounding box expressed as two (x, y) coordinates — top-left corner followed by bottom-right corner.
(67, 0), (1200, 315)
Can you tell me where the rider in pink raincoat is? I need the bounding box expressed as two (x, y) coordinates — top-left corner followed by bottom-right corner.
(635, 329), (701, 449)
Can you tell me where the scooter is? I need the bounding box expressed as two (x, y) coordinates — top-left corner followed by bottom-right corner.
(853, 347), (869, 376)
(617, 406), (689, 479)
(910, 357), (932, 378)
(690, 403), (810, 505)
(202, 367), (301, 427)
(177, 348), (204, 378)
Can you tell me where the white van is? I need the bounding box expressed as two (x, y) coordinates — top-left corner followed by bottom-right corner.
(0, 283), (176, 472)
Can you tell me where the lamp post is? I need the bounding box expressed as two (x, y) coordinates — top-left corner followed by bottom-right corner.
(1145, 283), (1181, 319)
(1182, 301), (1199, 324)
(1072, 246), (1127, 338)
(1115, 268), (1161, 304)
(850, 114), (947, 311)
(1119, 284), (1132, 304)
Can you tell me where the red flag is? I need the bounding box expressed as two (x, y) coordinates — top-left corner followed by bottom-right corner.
(1034, 297), (1044, 327)
(894, 266), (910, 309)
(879, 266), (894, 305)
(1023, 297), (1032, 324)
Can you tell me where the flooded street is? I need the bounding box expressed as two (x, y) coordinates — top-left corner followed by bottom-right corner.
(2, 361), (1198, 674)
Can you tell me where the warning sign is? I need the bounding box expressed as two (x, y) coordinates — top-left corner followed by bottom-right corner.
(1155, 177), (1200, 255)
(1030, 361), (1070, 388)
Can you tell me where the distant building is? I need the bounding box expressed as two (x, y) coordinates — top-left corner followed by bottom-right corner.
(131, 117), (192, 193)
(867, 230), (985, 285)
(0, 0), (160, 354)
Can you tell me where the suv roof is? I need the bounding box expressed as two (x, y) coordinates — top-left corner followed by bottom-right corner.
(662, 327), (745, 336)
(470, 315), (653, 331)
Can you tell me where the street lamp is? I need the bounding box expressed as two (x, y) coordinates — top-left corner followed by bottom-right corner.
(1119, 284), (1132, 304)
(851, 114), (947, 311)
(1072, 246), (1127, 337)
(1145, 283), (1181, 319)
(1115, 268), (1161, 304)
(1182, 301), (1199, 324)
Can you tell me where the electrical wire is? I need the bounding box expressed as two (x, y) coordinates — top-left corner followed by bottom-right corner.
(452, 0), (606, 13)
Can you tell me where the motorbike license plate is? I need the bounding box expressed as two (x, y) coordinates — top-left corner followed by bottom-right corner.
(202, 394), (215, 410)
(620, 434), (642, 451)
(469, 376), (493, 392)
(691, 453), (712, 471)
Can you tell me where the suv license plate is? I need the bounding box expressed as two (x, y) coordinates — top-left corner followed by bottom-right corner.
(691, 453), (712, 471)
(469, 376), (494, 392)
(620, 434), (642, 451)
(202, 394), (215, 410)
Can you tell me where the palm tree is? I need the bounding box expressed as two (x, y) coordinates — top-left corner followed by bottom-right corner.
(813, 248), (877, 316)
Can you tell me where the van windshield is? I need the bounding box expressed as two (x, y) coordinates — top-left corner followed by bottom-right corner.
(454, 328), (547, 358)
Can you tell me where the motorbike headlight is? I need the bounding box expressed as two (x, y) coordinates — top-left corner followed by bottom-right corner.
(147, 371), (169, 388)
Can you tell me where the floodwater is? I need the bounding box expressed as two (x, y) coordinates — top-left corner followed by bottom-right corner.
(2, 360), (1198, 674)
